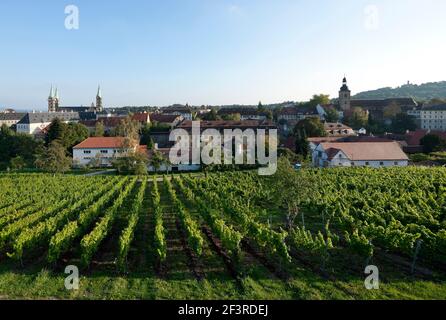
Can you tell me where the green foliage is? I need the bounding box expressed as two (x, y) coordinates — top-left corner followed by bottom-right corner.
(117, 180), (147, 271)
(294, 117), (327, 138)
(34, 140), (72, 174)
(421, 134), (445, 153)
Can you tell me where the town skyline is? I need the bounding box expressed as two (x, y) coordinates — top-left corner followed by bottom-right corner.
(1, 0), (446, 108)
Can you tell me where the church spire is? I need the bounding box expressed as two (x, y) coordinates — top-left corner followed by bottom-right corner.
(97, 85), (102, 98)
(49, 85), (54, 99)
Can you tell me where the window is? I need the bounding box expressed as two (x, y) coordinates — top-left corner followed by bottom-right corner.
(394, 162), (398, 166)
(351, 162), (355, 166)
(365, 162), (370, 166)
(83, 150), (91, 154)
(380, 162), (384, 166)
(101, 150), (108, 154)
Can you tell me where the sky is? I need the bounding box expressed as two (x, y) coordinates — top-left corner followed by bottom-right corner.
(1, 0), (446, 110)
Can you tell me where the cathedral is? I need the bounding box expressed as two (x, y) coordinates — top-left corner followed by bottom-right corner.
(48, 86), (103, 113)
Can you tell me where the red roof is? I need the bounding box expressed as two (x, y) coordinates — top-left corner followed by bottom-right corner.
(405, 130), (446, 146)
(132, 113), (150, 123)
(73, 137), (127, 149)
(150, 114), (180, 123)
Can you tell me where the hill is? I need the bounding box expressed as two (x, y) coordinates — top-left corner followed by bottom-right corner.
(353, 81), (446, 101)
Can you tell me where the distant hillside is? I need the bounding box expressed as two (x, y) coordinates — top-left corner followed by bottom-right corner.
(353, 81), (446, 102)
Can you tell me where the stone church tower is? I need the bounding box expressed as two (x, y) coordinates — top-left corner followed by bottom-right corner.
(95, 85), (103, 112)
(48, 85), (58, 112)
(339, 77), (351, 111)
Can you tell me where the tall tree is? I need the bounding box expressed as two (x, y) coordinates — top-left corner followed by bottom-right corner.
(294, 117), (327, 137)
(46, 118), (66, 144)
(94, 121), (105, 137)
(421, 134), (445, 153)
(324, 108), (340, 122)
(391, 114), (417, 134)
(309, 94), (330, 107)
(345, 107), (369, 129)
(294, 129), (310, 158)
(35, 140), (72, 174)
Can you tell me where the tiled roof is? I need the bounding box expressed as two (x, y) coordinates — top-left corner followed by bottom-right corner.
(73, 137), (127, 149)
(0, 113), (26, 121)
(177, 120), (276, 130)
(278, 106), (316, 116)
(319, 142), (408, 161)
(132, 113), (150, 123)
(422, 104), (446, 111)
(17, 112), (80, 124)
(351, 98), (418, 109)
(150, 114), (180, 123)
(323, 122), (352, 130)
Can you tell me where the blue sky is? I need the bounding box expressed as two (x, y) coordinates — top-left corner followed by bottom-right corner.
(1, 0), (446, 110)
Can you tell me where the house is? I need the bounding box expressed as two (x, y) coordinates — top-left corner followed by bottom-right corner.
(177, 119), (277, 133)
(16, 112), (80, 136)
(324, 122), (356, 137)
(312, 141), (409, 168)
(161, 105), (193, 120)
(73, 137), (142, 167)
(0, 112), (26, 128)
(217, 107), (269, 120)
(150, 114), (183, 128)
(420, 104), (446, 131)
(277, 106), (319, 133)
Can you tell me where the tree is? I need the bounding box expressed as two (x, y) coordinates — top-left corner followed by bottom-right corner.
(294, 117), (327, 137)
(309, 94), (330, 107)
(46, 120), (89, 154)
(265, 158), (316, 230)
(294, 129), (310, 158)
(324, 108), (340, 122)
(202, 109), (219, 121)
(345, 107), (369, 129)
(421, 134), (445, 154)
(94, 121), (105, 137)
(257, 101), (266, 112)
(150, 150), (168, 173)
(114, 116), (141, 142)
(113, 150), (148, 175)
(9, 156), (26, 171)
(383, 102), (402, 119)
(391, 113), (417, 134)
(35, 140), (72, 174)
(0, 124), (42, 170)
(46, 118), (66, 144)
(221, 113), (241, 121)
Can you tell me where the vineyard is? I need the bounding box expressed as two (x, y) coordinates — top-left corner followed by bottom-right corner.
(0, 166), (445, 299)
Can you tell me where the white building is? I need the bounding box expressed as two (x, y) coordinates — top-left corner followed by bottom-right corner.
(73, 137), (139, 167)
(16, 112), (80, 136)
(312, 142), (409, 168)
(420, 104), (446, 131)
(0, 112), (26, 128)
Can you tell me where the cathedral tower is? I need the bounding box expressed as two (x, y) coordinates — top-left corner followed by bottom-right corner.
(96, 85), (103, 112)
(48, 85), (56, 112)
